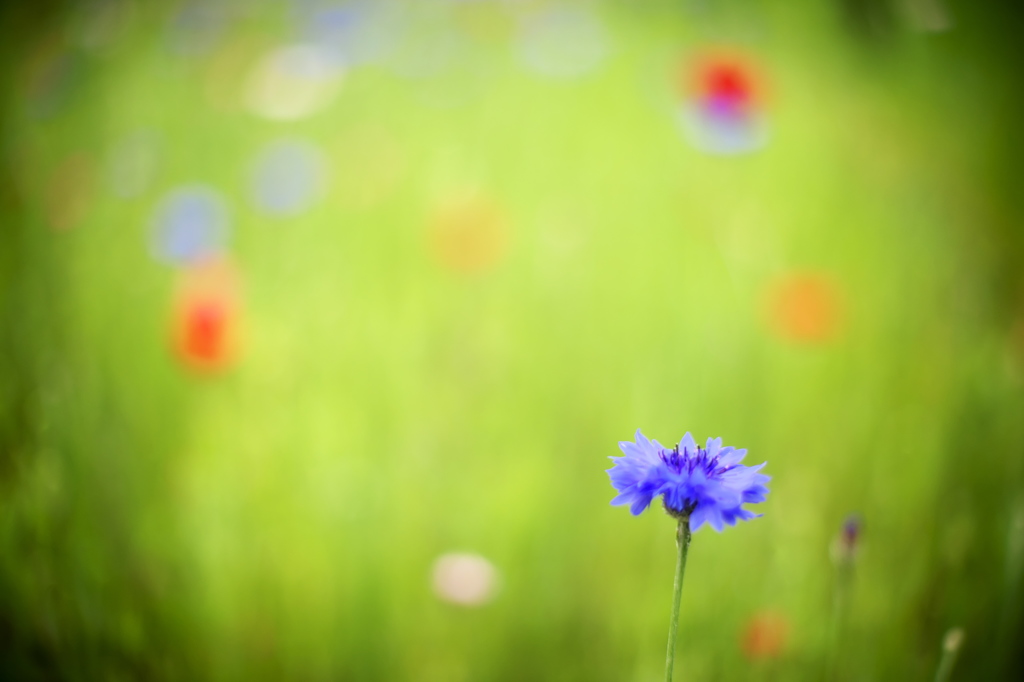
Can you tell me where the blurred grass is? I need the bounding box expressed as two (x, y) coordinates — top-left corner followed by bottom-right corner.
(2, 0), (1024, 680)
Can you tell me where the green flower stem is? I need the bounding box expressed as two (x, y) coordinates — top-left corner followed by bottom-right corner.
(934, 646), (958, 682)
(824, 560), (853, 681)
(665, 516), (692, 682)
(934, 629), (964, 682)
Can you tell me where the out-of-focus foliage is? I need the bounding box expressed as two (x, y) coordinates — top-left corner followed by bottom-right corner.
(2, 0), (1024, 680)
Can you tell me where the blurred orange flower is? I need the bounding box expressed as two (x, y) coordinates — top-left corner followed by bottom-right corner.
(766, 272), (843, 343)
(428, 195), (507, 274)
(742, 610), (789, 659)
(46, 153), (94, 231)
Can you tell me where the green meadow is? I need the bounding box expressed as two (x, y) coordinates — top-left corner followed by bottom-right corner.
(2, 1), (1024, 679)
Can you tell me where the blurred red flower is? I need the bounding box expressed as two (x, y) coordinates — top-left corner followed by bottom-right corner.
(683, 50), (767, 114)
(171, 258), (240, 372)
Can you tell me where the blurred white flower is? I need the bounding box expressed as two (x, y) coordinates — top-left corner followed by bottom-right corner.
(431, 552), (498, 607)
(245, 45), (344, 121)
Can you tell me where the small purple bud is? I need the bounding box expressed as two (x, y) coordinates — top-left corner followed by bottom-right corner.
(830, 514), (864, 564)
(841, 515), (862, 551)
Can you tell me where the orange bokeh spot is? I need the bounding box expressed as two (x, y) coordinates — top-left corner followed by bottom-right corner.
(23, 34), (67, 105)
(766, 273), (843, 344)
(741, 611), (788, 659)
(204, 35), (269, 112)
(428, 196), (507, 274)
(46, 153), (94, 231)
(453, 2), (515, 43)
(172, 258), (240, 372)
(178, 298), (231, 365)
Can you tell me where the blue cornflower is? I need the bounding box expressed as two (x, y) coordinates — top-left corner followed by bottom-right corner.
(607, 431), (770, 531)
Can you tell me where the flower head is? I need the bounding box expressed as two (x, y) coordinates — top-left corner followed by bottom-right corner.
(607, 431), (770, 531)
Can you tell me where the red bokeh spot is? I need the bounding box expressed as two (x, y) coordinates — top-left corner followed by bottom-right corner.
(742, 611), (788, 660)
(182, 299), (228, 362)
(766, 273), (843, 344)
(705, 62), (751, 102)
(172, 258), (240, 372)
(683, 50), (766, 113)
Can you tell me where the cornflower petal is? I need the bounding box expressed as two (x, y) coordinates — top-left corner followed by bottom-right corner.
(607, 431), (769, 532)
(689, 505), (710, 531)
(629, 489), (657, 516)
(717, 447), (746, 467)
(679, 432), (698, 456)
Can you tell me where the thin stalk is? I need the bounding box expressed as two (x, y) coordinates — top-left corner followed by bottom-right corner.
(824, 561), (852, 681)
(934, 647), (958, 682)
(934, 629), (964, 682)
(665, 516), (692, 682)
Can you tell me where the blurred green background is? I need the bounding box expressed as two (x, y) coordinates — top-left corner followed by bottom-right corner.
(2, 0), (1024, 679)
